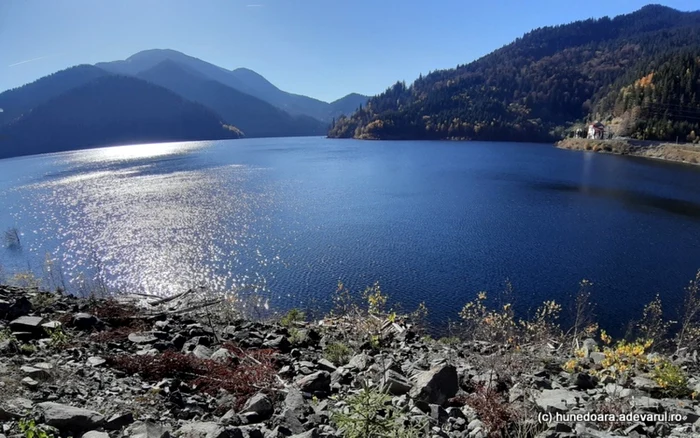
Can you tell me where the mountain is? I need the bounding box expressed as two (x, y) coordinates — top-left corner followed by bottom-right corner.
(0, 65), (108, 127)
(229, 67), (334, 121)
(0, 75), (240, 159)
(98, 49), (368, 122)
(137, 60), (327, 137)
(329, 5), (700, 142)
(328, 93), (370, 120)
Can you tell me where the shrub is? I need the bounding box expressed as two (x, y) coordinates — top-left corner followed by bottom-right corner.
(466, 384), (512, 437)
(325, 342), (352, 366)
(635, 294), (672, 349)
(280, 308), (305, 327)
(46, 325), (69, 349)
(653, 360), (689, 397)
(18, 418), (54, 438)
(676, 270), (700, 351)
(331, 384), (426, 438)
(598, 338), (653, 378)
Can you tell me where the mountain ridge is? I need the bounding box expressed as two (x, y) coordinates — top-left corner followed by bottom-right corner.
(137, 60), (328, 138)
(97, 49), (368, 122)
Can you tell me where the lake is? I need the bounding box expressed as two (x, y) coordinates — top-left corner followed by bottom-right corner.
(1, 137), (700, 334)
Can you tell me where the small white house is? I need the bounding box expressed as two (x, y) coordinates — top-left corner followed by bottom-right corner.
(587, 122), (605, 139)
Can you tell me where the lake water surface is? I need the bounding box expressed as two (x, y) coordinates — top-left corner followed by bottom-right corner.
(1, 137), (700, 333)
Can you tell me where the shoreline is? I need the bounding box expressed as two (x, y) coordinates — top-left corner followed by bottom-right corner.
(2, 285), (700, 437)
(556, 138), (700, 167)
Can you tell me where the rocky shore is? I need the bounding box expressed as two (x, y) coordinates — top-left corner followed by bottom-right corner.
(2, 285), (700, 438)
(555, 138), (700, 166)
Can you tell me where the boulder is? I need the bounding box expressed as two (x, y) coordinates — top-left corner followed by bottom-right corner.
(192, 345), (214, 359)
(82, 432), (109, 438)
(105, 412), (134, 430)
(409, 364), (458, 406)
(128, 332), (158, 344)
(535, 389), (584, 413)
(9, 316), (45, 336)
(37, 402), (105, 433)
(295, 371), (331, 394)
(241, 393), (273, 422)
(126, 421), (172, 438)
(384, 370), (412, 395)
(176, 422), (236, 438)
(72, 313), (103, 331)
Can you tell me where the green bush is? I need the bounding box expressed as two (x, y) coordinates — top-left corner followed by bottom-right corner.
(331, 384), (425, 438)
(324, 342), (352, 366)
(280, 308), (305, 327)
(653, 360), (689, 397)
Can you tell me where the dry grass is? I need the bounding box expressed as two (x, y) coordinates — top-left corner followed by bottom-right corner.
(106, 346), (278, 408)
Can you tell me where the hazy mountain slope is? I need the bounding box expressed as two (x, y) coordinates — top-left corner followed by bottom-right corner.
(0, 75), (240, 159)
(328, 93), (370, 120)
(96, 49), (247, 91)
(98, 49), (363, 122)
(137, 60), (327, 137)
(229, 67), (332, 120)
(329, 5), (700, 142)
(0, 65), (108, 127)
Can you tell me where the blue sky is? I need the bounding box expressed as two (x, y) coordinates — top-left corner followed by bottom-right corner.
(1, 0), (698, 102)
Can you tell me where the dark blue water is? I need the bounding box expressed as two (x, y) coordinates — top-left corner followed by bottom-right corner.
(1, 137), (699, 334)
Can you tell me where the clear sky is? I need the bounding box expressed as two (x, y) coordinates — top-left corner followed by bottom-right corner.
(1, 0), (698, 102)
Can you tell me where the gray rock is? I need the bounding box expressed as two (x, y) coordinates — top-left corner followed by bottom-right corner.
(590, 352), (606, 365)
(316, 358), (337, 373)
(288, 429), (319, 438)
(37, 402), (105, 433)
(295, 371), (331, 394)
(535, 389), (584, 413)
(9, 316), (44, 335)
(21, 377), (39, 389)
(176, 422), (232, 438)
(409, 364), (458, 406)
(21, 365), (51, 380)
(347, 353), (370, 371)
(192, 345), (214, 359)
(571, 372), (597, 390)
(128, 332), (158, 344)
(384, 369), (412, 395)
(127, 421), (172, 438)
(72, 313), (102, 331)
(632, 376), (661, 392)
(105, 412), (134, 430)
(211, 348), (235, 363)
(0, 296), (31, 320)
(241, 393), (273, 421)
(82, 432), (109, 438)
(262, 335), (290, 352)
(87, 356), (106, 367)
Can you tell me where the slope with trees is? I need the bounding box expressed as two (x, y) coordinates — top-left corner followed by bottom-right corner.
(329, 5), (700, 143)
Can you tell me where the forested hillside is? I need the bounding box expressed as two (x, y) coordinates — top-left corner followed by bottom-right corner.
(591, 51), (700, 142)
(0, 76), (240, 159)
(329, 5), (700, 143)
